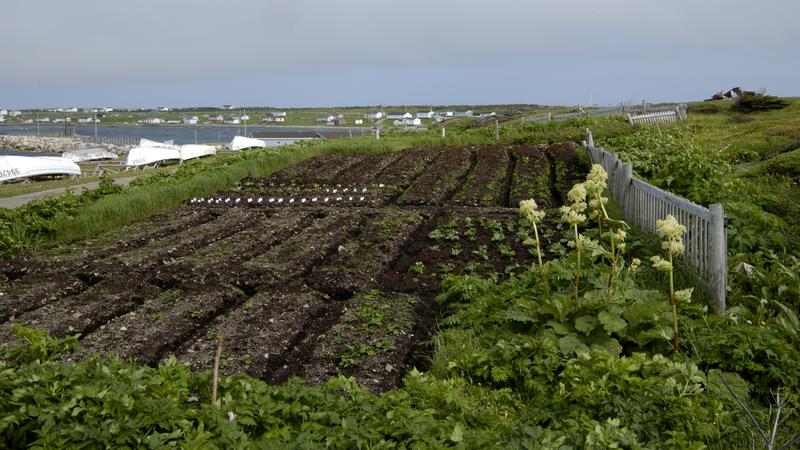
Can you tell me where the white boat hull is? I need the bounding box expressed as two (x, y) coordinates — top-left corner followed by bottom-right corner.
(0, 155), (82, 182)
(62, 148), (118, 163)
(139, 138), (180, 150)
(230, 136), (266, 151)
(125, 147), (181, 167)
(179, 144), (217, 161)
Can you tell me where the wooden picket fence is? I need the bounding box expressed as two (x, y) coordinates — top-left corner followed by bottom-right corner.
(584, 129), (727, 314)
(627, 106), (686, 125)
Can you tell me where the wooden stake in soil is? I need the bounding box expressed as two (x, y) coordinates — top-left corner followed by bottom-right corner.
(211, 331), (223, 406)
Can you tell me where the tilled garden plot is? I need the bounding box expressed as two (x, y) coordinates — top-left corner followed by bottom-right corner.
(0, 142), (585, 392)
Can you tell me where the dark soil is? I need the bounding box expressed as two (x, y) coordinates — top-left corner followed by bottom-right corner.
(0, 142), (587, 393)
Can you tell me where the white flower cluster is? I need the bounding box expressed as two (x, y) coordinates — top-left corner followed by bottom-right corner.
(585, 165), (609, 219)
(656, 215), (687, 256)
(519, 199), (545, 224)
(650, 255), (673, 272)
(560, 183), (587, 225)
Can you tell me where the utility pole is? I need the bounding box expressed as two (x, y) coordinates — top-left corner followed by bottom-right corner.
(36, 113), (40, 136)
(94, 113), (98, 139)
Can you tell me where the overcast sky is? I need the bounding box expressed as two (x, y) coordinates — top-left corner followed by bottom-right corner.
(1, 0), (797, 108)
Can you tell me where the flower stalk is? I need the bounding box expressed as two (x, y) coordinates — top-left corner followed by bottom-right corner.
(651, 215), (688, 353)
(520, 199), (550, 299)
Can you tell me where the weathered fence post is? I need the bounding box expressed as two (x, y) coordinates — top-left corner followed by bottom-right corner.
(442, 128), (446, 139)
(585, 129), (594, 148)
(708, 203), (727, 315)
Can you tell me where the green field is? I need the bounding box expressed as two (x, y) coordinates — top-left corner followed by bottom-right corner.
(1, 98), (799, 448)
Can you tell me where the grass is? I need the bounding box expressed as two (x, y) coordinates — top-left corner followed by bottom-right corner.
(0, 167), (160, 198)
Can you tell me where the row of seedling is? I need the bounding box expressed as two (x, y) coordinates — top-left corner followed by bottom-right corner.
(188, 196), (371, 206)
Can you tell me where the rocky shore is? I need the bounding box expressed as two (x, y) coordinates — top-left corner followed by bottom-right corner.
(0, 135), (125, 154)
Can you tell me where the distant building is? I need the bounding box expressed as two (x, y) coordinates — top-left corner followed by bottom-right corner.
(394, 118), (422, 126)
(239, 114), (250, 121)
(102, 108), (114, 113)
(387, 112), (413, 120)
(144, 118), (163, 125)
(434, 111), (455, 118)
(208, 114), (224, 122)
(474, 111), (496, 118)
(227, 118), (241, 125)
(261, 113), (286, 123)
(0, 109), (7, 116)
(36, 117), (51, 123)
(183, 116), (199, 125)
(364, 111), (384, 120)
(222, 105), (236, 110)
(9, 111), (22, 117)
(454, 110), (474, 118)
(416, 110), (435, 119)
(158, 107), (170, 112)
(65, 107), (78, 113)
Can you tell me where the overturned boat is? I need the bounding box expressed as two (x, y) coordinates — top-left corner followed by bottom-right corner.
(179, 144), (217, 162)
(139, 138), (180, 150)
(125, 146), (181, 167)
(62, 147), (118, 163)
(229, 136), (266, 151)
(0, 155), (82, 183)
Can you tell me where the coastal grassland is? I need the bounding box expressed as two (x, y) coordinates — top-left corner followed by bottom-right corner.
(598, 98), (800, 315)
(2, 105), (800, 447)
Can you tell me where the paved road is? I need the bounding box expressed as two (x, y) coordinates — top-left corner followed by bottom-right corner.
(0, 176), (138, 209)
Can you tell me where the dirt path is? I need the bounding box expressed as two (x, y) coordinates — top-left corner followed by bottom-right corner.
(0, 176), (138, 209)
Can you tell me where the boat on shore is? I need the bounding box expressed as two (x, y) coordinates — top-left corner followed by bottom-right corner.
(62, 147), (119, 163)
(179, 144), (217, 162)
(0, 155), (82, 183)
(229, 136), (266, 151)
(125, 139), (182, 167)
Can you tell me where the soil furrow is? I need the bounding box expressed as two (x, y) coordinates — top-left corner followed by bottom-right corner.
(0, 278), (160, 343)
(501, 147), (517, 207)
(171, 288), (329, 378)
(77, 284), (246, 364)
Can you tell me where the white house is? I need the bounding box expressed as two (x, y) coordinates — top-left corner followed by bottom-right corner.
(387, 112), (412, 120)
(434, 111), (455, 117)
(65, 107), (78, 113)
(158, 107), (170, 112)
(144, 118), (163, 125)
(271, 111), (287, 117)
(102, 108), (114, 113)
(208, 114), (224, 122)
(239, 114), (250, 121)
(454, 110), (474, 118)
(394, 118), (422, 126)
(416, 110), (435, 119)
(0, 109), (7, 116)
(474, 111), (496, 118)
(183, 116), (199, 125)
(10, 111), (22, 117)
(36, 117), (51, 123)
(364, 111), (384, 120)
(227, 118), (241, 125)
(261, 113), (285, 123)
